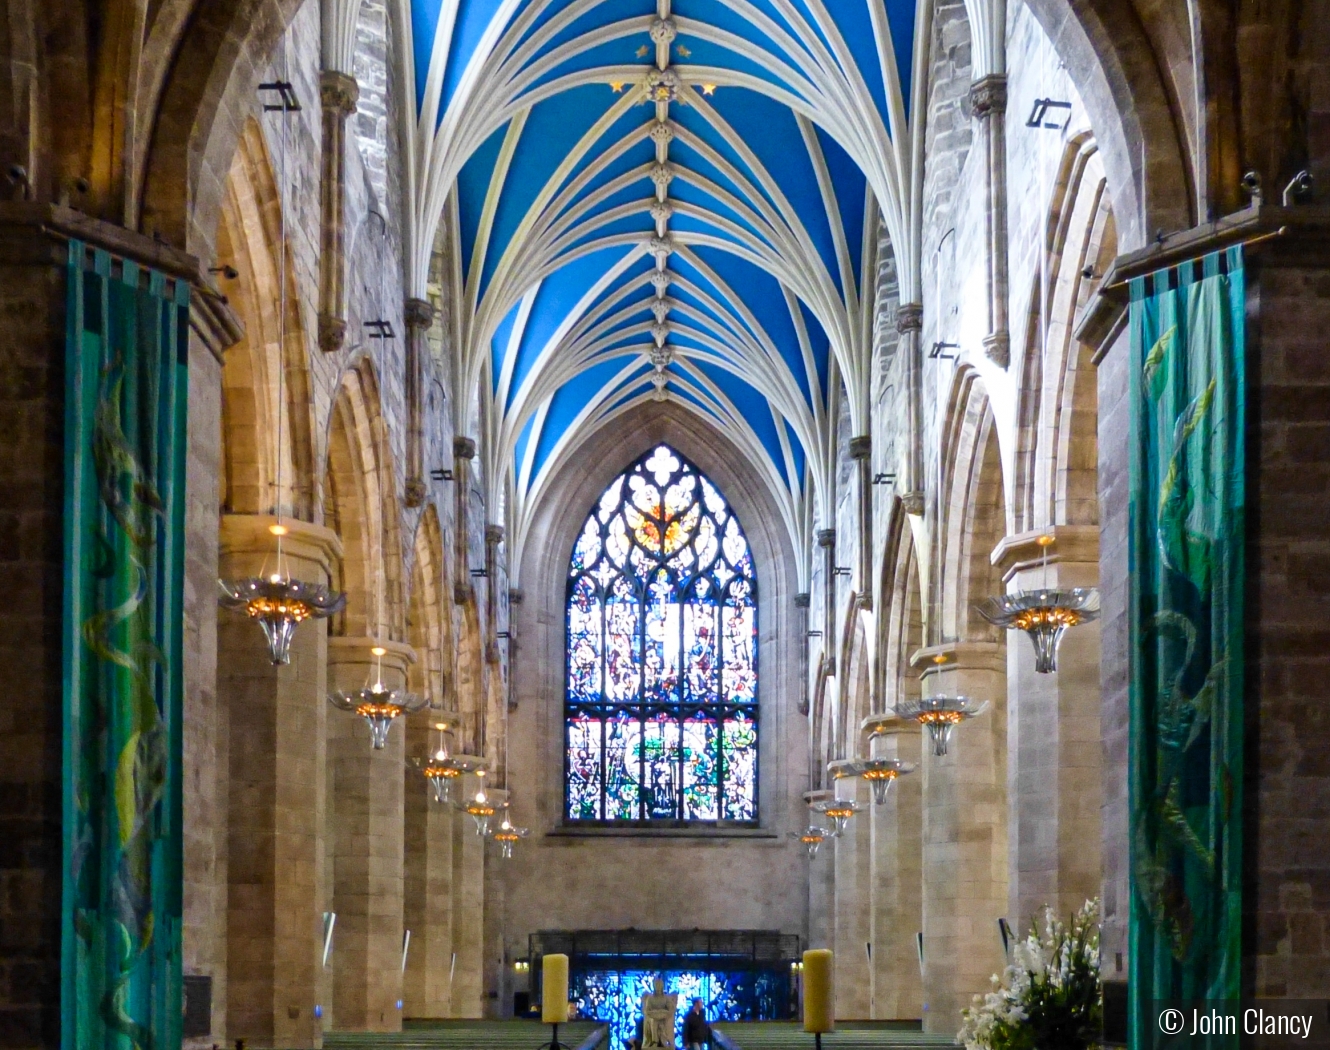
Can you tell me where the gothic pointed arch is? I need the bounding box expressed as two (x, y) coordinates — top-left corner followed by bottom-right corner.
(217, 116), (316, 520)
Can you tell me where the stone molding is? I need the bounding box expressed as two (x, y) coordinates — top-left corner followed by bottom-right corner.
(989, 524), (1101, 582)
(0, 202), (243, 363)
(319, 69), (360, 115)
(328, 635), (417, 688)
(968, 73), (1008, 117)
(982, 331), (1010, 368)
(218, 513), (342, 579)
(910, 640), (1005, 676)
(898, 491), (925, 516)
(861, 713), (922, 737)
(404, 296), (434, 330)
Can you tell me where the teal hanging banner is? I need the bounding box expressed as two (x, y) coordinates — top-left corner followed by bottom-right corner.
(1128, 246), (1245, 1048)
(62, 242), (189, 1050)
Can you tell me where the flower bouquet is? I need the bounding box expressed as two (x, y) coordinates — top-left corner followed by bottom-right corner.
(959, 898), (1102, 1050)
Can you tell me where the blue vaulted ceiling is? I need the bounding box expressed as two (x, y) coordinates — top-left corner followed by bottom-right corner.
(400, 0), (924, 564)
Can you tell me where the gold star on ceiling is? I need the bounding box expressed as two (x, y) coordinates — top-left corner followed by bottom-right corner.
(610, 81), (625, 93)
(701, 83), (717, 95)
(636, 45), (650, 58)
(676, 45), (691, 58)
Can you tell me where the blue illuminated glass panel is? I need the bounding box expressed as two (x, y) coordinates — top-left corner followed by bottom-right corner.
(570, 969), (790, 1050)
(565, 446), (758, 823)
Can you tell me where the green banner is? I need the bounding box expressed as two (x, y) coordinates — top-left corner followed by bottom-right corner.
(1128, 246), (1245, 1048)
(62, 243), (189, 1050)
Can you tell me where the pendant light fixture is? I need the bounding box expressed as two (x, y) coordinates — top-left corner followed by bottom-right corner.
(833, 757), (917, 805)
(328, 645), (429, 748)
(977, 534), (1099, 673)
(463, 769), (496, 835)
(808, 794), (863, 837)
(492, 806), (528, 859)
(792, 826), (830, 859)
(218, 67), (343, 662)
(894, 696), (989, 757)
(418, 716), (462, 802)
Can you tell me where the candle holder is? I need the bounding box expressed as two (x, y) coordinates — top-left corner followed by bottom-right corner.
(536, 1024), (568, 1050)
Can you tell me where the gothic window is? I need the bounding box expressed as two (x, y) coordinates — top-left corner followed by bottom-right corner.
(565, 445), (758, 823)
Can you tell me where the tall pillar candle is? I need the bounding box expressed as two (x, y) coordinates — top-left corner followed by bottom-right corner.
(802, 949), (834, 1033)
(542, 954), (569, 1024)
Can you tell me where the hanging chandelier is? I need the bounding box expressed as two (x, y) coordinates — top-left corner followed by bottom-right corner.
(492, 813), (529, 859)
(418, 716), (462, 802)
(328, 645), (429, 748)
(808, 796), (863, 837)
(219, 524), (345, 664)
(462, 771), (496, 835)
(894, 696), (988, 757)
(792, 826), (830, 859)
(977, 534), (1099, 673)
(836, 758), (917, 804)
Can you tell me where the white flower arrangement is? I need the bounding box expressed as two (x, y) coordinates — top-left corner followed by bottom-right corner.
(959, 898), (1102, 1050)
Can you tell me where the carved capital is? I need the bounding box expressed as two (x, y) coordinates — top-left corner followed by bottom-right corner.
(793, 592), (811, 609)
(404, 296), (434, 331)
(895, 302), (923, 333)
(816, 528), (836, 549)
(983, 330), (1010, 368)
(453, 436), (476, 460)
(318, 313), (347, 353)
(485, 524), (505, 546)
(404, 478), (427, 507)
(968, 74), (1008, 118)
(899, 490), (925, 516)
(854, 591), (873, 611)
(319, 70), (360, 116)
(509, 588), (525, 605)
(848, 435), (871, 460)
(454, 582), (474, 605)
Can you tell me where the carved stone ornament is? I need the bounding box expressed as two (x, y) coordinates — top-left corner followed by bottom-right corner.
(648, 235), (675, 265)
(651, 298), (673, 323)
(649, 17), (678, 45)
(896, 302), (923, 333)
(649, 163), (676, 191)
(650, 271), (672, 295)
(642, 68), (682, 104)
(650, 322), (671, 347)
(649, 120), (675, 147)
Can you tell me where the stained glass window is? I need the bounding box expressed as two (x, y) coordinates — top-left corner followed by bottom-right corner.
(570, 969), (791, 1049)
(566, 445), (758, 824)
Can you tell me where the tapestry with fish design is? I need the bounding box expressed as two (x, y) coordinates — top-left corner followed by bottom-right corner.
(62, 243), (188, 1050)
(1128, 245), (1245, 1048)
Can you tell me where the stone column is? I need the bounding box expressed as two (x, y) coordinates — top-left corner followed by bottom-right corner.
(453, 438), (476, 604)
(450, 768), (488, 1018)
(833, 776), (872, 1018)
(327, 637), (415, 1032)
(795, 592), (811, 716)
(915, 641), (1007, 1034)
(897, 304), (925, 514)
(403, 298), (434, 505)
(317, 71), (358, 354)
(803, 790), (837, 954)
(991, 527), (1101, 933)
(971, 75), (1010, 368)
(849, 435), (873, 608)
(868, 720), (923, 1019)
(402, 715), (456, 1018)
(0, 207), (234, 1046)
(484, 525), (503, 663)
(220, 514), (341, 1048)
(817, 528), (836, 674)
